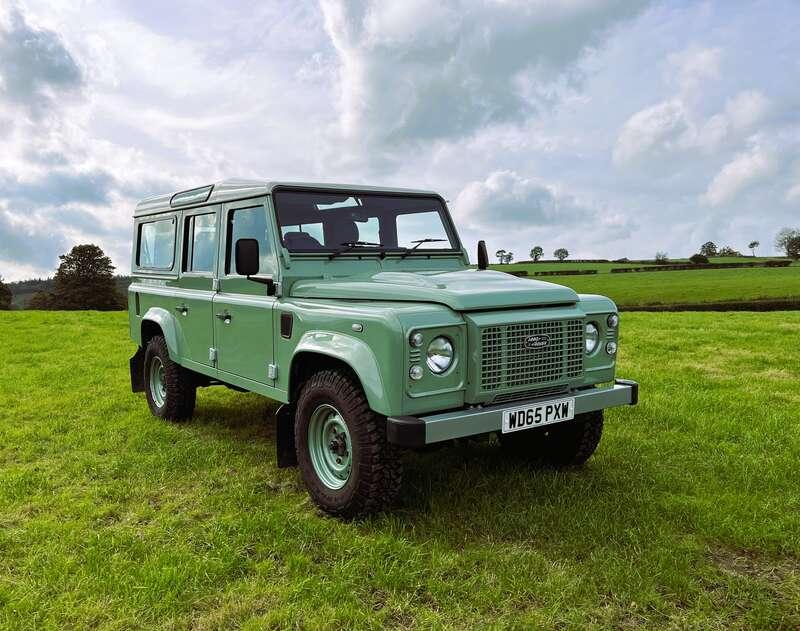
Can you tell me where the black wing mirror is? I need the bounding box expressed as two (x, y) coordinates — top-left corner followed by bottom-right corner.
(477, 240), (488, 270)
(235, 238), (275, 295)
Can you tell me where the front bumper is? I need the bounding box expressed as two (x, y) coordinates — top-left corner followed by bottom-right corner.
(387, 378), (638, 447)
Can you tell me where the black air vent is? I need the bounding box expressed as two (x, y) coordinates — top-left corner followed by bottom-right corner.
(280, 313), (293, 339)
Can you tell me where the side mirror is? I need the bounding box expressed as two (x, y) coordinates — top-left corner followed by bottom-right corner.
(477, 240), (488, 270)
(235, 238), (260, 276)
(235, 238), (276, 295)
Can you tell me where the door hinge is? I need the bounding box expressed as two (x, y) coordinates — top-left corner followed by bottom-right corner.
(209, 347), (217, 365)
(212, 278), (219, 291)
(267, 363), (278, 380)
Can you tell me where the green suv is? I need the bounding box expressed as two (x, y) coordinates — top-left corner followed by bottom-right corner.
(128, 180), (637, 517)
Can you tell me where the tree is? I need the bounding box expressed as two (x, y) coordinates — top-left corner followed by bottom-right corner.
(495, 249), (507, 264)
(775, 228), (800, 258)
(504, 252), (514, 264)
(786, 235), (800, 260)
(553, 248), (569, 261)
(654, 251), (669, 264)
(700, 241), (718, 257)
(44, 244), (125, 310)
(718, 245), (742, 257)
(0, 276), (11, 310)
(748, 240), (760, 257)
(689, 253), (709, 264)
(28, 291), (53, 310)
(530, 246), (543, 262)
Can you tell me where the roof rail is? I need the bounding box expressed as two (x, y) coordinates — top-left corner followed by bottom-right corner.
(170, 185), (213, 208)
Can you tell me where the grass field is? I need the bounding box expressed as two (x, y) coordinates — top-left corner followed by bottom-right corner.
(510, 266), (800, 307)
(494, 257), (792, 275)
(1, 311), (799, 628)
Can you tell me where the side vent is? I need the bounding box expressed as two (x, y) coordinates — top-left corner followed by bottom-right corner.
(280, 313), (293, 339)
(134, 292), (140, 316)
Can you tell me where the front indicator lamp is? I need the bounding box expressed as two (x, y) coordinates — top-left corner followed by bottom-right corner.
(409, 365), (423, 380)
(585, 323), (599, 354)
(426, 336), (454, 374)
(607, 313), (619, 328)
(606, 341), (618, 356)
(409, 331), (424, 347)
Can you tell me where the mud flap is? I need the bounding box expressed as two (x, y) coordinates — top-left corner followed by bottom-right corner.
(276, 404), (297, 468)
(130, 347), (145, 392)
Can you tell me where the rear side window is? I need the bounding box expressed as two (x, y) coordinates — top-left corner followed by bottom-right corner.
(183, 213), (217, 273)
(226, 206), (273, 275)
(137, 218), (176, 269)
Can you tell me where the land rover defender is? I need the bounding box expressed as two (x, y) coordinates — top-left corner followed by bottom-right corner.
(128, 180), (638, 517)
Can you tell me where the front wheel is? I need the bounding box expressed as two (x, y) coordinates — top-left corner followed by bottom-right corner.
(294, 369), (402, 518)
(500, 410), (604, 467)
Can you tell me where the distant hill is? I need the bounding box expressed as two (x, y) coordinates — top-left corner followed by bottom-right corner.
(9, 276), (132, 309)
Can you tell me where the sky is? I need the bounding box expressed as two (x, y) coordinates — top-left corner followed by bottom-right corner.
(0, 0), (798, 281)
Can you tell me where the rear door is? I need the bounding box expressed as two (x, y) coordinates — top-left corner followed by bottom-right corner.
(212, 198), (278, 386)
(175, 206), (219, 369)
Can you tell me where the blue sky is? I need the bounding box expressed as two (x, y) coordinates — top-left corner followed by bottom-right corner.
(0, 0), (798, 280)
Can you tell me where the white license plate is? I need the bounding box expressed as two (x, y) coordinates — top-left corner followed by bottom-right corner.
(501, 397), (575, 434)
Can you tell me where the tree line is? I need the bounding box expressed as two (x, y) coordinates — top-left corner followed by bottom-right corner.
(0, 244), (126, 311)
(491, 227), (800, 265)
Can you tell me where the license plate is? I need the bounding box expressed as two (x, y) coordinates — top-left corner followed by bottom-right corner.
(501, 397), (575, 434)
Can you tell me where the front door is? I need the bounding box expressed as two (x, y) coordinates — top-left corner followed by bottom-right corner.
(175, 206), (219, 369)
(213, 198), (278, 385)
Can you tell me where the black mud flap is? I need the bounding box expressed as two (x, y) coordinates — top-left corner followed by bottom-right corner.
(130, 347), (145, 392)
(276, 404), (297, 468)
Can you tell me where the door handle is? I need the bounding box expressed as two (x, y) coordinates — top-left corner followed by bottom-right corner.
(215, 312), (232, 324)
(175, 304), (188, 316)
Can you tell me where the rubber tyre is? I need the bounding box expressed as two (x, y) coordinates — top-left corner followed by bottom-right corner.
(143, 335), (196, 421)
(294, 369), (402, 519)
(500, 410), (603, 467)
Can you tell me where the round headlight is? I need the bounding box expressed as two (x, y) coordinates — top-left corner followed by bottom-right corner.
(426, 336), (454, 374)
(585, 323), (599, 354)
(607, 313), (619, 328)
(409, 331), (424, 347)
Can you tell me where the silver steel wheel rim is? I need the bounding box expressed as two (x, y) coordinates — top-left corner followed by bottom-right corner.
(149, 356), (167, 408)
(307, 404), (352, 490)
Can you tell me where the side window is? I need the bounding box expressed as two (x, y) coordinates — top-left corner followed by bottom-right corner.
(227, 206), (274, 275)
(137, 217), (176, 269)
(183, 213), (217, 273)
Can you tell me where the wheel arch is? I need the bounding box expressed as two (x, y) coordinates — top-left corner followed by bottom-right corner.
(139, 307), (181, 361)
(288, 332), (392, 416)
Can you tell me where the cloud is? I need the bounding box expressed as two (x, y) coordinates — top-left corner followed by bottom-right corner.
(704, 143), (776, 206)
(613, 99), (689, 165)
(0, 169), (115, 207)
(321, 0), (649, 147)
(455, 170), (592, 229)
(0, 7), (83, 117)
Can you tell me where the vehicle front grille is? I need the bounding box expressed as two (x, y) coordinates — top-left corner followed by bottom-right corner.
(480, 319), (584, 392)
(492, 384), (569, 405)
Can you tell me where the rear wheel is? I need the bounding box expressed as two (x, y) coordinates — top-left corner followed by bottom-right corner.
(295, 369), (402, 518)
(500, 410), (603, 466)
(143, 335), (196, 420)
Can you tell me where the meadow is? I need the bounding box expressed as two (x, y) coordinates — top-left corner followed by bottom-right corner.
(496, 264), (800, 308)
(1, 311), (798, 628)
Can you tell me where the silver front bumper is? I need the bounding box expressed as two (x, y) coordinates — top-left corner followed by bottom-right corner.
(387, 379), (638, 447)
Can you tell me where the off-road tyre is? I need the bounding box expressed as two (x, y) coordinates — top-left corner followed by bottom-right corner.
(295, 369), (402, 519)
(500, 410), (603, 467)
(143, 335), (196, 421)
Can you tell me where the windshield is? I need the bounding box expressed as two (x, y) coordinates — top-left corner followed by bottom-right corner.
(273, 190), (458, 253)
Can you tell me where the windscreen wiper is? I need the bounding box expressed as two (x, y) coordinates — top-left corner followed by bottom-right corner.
(400, 238), (447, 258)
(329, 241), (386, 260)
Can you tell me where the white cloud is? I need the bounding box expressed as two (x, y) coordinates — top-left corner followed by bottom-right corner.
(704, 143), (776, 206)
(613, 99), (689, 165)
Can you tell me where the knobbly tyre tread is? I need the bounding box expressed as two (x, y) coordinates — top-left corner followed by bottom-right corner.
(294, 369), (402, 518)
(143, 335), (196, 421)
(500, 410), (604, 467)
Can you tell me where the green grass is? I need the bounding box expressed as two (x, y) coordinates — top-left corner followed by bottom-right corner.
(521, 266), (800, 307)
(1, 311), (799, 628)
(495, 257), (792, 275)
